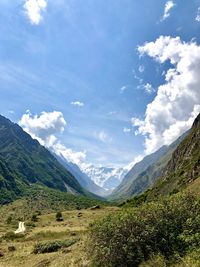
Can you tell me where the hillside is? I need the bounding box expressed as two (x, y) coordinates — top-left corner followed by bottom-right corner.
(110, 130), (188, 200)
(147, 113), (200, 198)
(0, 115), (87, 204)
(110, 146), (168, 200)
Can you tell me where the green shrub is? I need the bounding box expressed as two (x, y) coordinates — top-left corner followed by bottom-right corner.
(56, 211), (63, 221)
(33, 239), (77, 254)
(88, 193), (200, 267)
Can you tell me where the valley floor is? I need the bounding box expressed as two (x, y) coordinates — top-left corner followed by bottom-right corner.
(0, 206), (118, 267)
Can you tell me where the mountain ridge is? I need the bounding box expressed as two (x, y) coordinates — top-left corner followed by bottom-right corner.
(110, 129), (189, 200)
(0, 114), (87, 204)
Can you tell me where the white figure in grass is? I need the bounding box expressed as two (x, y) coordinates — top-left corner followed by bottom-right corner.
(14, 221), (25, 234)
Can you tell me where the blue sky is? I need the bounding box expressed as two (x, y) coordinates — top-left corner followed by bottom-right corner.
(1, 0), (200, 169)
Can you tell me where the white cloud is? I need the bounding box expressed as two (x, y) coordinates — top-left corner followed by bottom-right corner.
(123, 127), (131, 133)
(18, 111), (129, 190)
(161, 1), (175, 21)
(24, 0), (47, 25)
(133, 36), (200, 155)
(138, 65), (145, 73)
(138, 83), (155, 94)
(51, 142), (86, 166)
(70, 101), (84, 107)
(124, 155), (144, 171)
(196, 7), (200, 22)
(144, 83), (154, 94)
(19, 111), (86, 165)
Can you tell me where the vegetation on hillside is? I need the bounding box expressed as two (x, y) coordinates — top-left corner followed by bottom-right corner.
(0, 115), (87, 204)
(88, 192), (200, 267)
(0, 185), (108, 223)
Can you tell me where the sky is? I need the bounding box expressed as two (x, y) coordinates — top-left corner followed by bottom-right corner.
(1, 0), (200, 174)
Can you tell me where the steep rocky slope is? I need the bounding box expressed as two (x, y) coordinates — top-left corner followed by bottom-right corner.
(148, 113), (200, 197)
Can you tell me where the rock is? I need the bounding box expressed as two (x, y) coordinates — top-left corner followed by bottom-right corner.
(0, 250), (4, 257)
(70, 232), (76, 236)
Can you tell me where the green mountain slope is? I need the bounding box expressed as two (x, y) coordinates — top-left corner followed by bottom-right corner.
(148, 113), (200, 198)
(110, 131), (187, 200)
(0, 115), (86, 204)
(109, 146), (169, 200)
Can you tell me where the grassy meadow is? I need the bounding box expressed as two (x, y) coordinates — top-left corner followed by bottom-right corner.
(0, 204), (118, 267)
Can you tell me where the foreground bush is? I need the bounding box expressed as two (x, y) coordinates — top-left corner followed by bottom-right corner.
(88, 193), (200, 267)
(33, 238), (77, 254)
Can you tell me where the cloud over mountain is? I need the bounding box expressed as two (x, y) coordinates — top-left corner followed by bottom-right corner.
(19, 111), (86, 165)
(132, 36), (200, 154)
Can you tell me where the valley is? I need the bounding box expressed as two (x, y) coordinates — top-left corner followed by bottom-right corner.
(0, 204), (118, 267)
(0, 112), (199, 266)
(1, 2), (200, 266)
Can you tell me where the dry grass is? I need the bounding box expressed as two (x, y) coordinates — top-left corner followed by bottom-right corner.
(0, 206), (118, 267)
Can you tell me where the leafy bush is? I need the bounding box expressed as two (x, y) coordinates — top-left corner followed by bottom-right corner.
(88, 193), (200, 267)
(33, 239), (78, 254)
(56, 211), (63, 221)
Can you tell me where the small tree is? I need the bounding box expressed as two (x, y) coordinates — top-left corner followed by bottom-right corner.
(56, 211), (63, 222)
(31, 214), (38, 222)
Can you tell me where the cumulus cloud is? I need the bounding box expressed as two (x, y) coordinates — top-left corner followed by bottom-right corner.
(70, 101), (84, 107)
(161, 1), (175, 21)
(196, 7), (200, 22)
(19, 111), (66, 146)
(133, 36), (200, 155)
(19, 111), (86, 165)
(24, 0), (47, 25)
(18, 111), (129, 189)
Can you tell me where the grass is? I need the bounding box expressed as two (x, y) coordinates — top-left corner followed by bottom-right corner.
(0, 204), (118, 267)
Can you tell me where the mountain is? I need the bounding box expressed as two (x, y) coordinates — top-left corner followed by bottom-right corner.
(147, 113), (200, 198)
(83, 165), (127, 192)
(54, 154), (108, 196)
(111, 131), (188, 200)
(0, 115), (87, 204)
